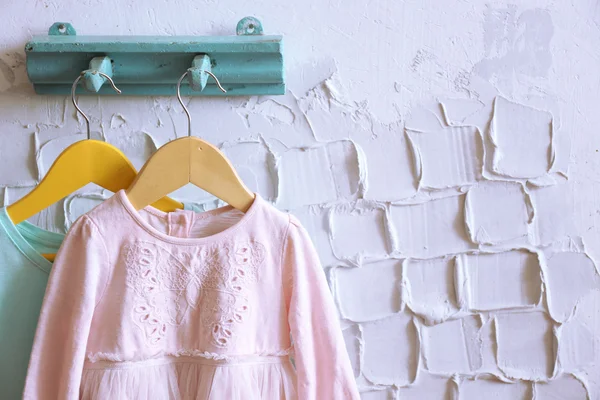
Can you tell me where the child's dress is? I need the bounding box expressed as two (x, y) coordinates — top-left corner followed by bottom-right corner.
(23, 190), (359, 399)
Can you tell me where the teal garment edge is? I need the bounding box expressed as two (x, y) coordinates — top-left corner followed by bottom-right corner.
(16, 220), (65, 261)
(0, 207), (63, 399)
(0, 208), (63, 273)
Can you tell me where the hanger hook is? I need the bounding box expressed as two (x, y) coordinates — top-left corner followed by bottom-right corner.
(176, 70), (227, 137)
(71, 71), (122, 140)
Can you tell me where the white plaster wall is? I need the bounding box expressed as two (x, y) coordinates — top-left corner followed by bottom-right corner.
(1, 1), (599, 399)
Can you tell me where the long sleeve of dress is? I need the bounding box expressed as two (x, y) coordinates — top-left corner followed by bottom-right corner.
(283, 215), (360, 399)
(23, 216), (110, 400)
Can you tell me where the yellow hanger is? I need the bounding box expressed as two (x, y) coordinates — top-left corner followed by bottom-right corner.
(6, 71), (183, 260)
(126, 70), (255, 212)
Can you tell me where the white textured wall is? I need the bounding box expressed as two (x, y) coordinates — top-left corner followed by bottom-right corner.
(1, 1), (599, 399)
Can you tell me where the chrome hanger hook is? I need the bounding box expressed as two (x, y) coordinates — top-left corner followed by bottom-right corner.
(71, 71), (122, 140)
(176, 70), (227, 137)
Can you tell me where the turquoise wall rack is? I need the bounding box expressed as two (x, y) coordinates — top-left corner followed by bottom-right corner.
(25, 17), (284, 96)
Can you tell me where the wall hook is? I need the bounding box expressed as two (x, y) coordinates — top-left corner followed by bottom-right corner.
(187, 55), (212, 92)
(82, 57), (114, 93)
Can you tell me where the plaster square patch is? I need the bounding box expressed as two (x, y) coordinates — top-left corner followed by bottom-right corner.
(459, 250), (541, 310)
(404, 257), (458, 324)
(407, 126), (483, 189)
(106, 130), (157, 171)
(0, 129), (38, 185)
(290, 206), (337, 267)
(544, 251), (600, 323)
(460, 379), (531, 400)
(335, 260), (402, 322)
(63, 192), (106, 229)
(360, 389), (396, 400)
(489, 96), (552, 179)
(4, 185), (66, 232)
(361, 128), (418, 201)
(397, 372), (453, 400)
(222, 141), (278, 202)
(390, 195), (475, 258)
(496, 312), (554, 380)
(277, 141), (360, 209)
(421, 316), (482, 374)
(330, 204), (388, 260)
(362, 313), (418, 386)
(558, 290), (600, 373)
(465, 182), (529, 243)
(342, 324), (361, 378)
(534, 375), (588, 400)
(529, 183), (576, 245)
(36, 133), (81, 179)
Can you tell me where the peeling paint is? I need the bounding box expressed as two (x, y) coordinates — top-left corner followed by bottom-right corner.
(476, 6), (553, 83)
(439, 98), (485, 127)
(0, 58), (16, 91)
(237, 98), (296, 126)
(109, 113), (127, 129)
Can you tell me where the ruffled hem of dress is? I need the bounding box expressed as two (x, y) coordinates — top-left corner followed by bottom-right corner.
(80, 356), (297, 400)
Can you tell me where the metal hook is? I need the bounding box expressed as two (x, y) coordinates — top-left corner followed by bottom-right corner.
(71, 71), (122, 140)
(176, 70), (227, 137)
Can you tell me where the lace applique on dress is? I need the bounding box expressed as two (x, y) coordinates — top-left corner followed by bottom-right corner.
(125, 241), (266, 347)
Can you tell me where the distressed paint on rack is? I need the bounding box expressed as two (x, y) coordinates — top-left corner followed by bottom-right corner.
(1, 1), (600, 399)
(25, 19), (284, 96)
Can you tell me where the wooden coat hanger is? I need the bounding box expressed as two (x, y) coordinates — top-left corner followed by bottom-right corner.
(126, 69), (255, 213)
(7, 71), (183, 261)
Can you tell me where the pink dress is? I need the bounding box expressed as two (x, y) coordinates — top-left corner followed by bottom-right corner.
(23, 190), (359, 399)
